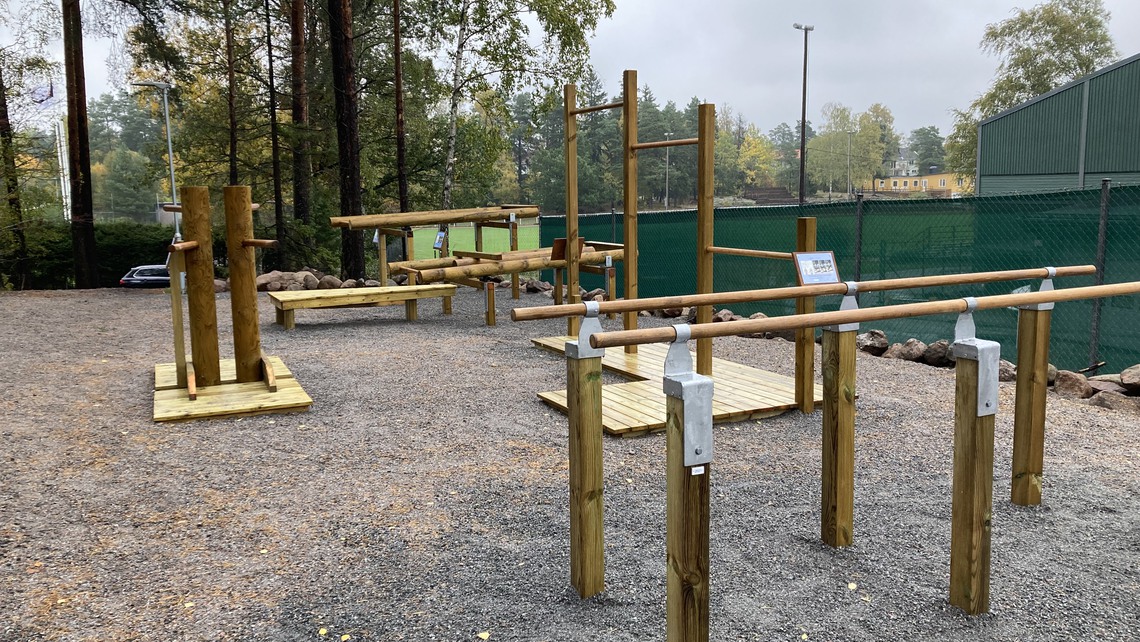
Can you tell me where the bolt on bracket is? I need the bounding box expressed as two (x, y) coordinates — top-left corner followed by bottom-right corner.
(1019, 266), (1056, 311)
(662, 324), (715, 468)
(824, 281), (861, 332)
(951, 298), (1000, 417)
(566, 301), (605, 360)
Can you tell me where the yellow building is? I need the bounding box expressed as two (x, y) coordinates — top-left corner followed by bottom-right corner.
(860, 173), (974, 197)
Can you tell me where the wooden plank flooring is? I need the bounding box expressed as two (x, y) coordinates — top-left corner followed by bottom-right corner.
(533, 335), (824, 437)
(153, 356), (312, 422)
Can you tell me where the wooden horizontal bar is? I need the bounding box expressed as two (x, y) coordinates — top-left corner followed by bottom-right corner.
(584, 241), (624, 252)
(330, 206), (540, 229)
(571, 100), (623, 116)
(511, 265), (1096, 322)
(242, 239), (279, 249)
(162, 204), (182, 212)
(478, 221), (516, 230)
(168, 241), (200, 253)
(707, 246), (793, 261)
(416, 249), (624, 283)
(590, 280), (1140, 349)
(580, 265), (608, 275)
(631, 137), (698, 151)
(452, 250), (504, 261)
(448, 276), (485, 289)
(376, 227), (408, 237)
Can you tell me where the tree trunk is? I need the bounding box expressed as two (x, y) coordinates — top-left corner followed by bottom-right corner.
(265, 0), (286, 269)
(289, 0), (311, 225)
(440, 0), (470, 211)
(0, 67), (29, 289)
(224, 0), (239, 185)
(62, 0), (98, 288)
(394, 0), (408, 213)
(328, 0), (364, 279)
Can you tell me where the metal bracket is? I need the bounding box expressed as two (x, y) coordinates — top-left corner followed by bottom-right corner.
(566, 301), (605, 360)
(509, 213), (517, 223)
(1018, 266), (1056, 311)
(662, 325), (714, 468)
(951, 298), (1000, 417)
(824, 281), (860, 332)
(605, 255), (613, 268)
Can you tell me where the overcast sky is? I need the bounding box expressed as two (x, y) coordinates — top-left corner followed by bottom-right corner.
(65, 0), (1140, 142)
(586, 0), (1140, 139)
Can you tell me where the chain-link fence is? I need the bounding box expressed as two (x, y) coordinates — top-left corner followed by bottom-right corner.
(540, 181), (1140, 371)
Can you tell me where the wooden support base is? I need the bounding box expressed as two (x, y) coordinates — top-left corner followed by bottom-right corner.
(153, 357), (311, 422)
(950, 357), (994, 615)
(1012, 308), (1050, 506)
(568, 352), (604, 598)
(666, 394), (710, 641)
(821, 329), (856, 547)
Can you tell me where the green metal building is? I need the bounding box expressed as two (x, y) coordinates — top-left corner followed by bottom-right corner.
(976, 52), (1140, 195)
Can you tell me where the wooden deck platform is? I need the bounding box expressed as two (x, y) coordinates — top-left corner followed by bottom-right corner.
(152, 357), (312, 422)
(532, 336), (823, 437)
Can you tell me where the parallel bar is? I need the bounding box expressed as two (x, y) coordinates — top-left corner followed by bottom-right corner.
(571, 100), (622, 115)
(706, 246), (794, 261)
(589, 281), (1140, 348)
(512, 266), (1095, 322)
(632, 137), (698, 151)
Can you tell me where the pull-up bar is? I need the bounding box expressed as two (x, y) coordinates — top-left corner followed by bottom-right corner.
(512, 265), (1096, 322)
(570, 100), (623, 116)
(706, 246), (794, 260)
(589, 280), (1140, 349)
(630, 137), (698, 151)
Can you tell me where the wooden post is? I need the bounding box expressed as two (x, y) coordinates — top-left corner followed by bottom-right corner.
(169, 251), (187, 388)
(405, 269), (419, 321)
(622, 69), (639, 354)
(606, 267), (617, 320)
(567, 345), (604, 598)
(666, 394), (710, 641)
(1012, 307), (1051, 505)
(474, 222), (484, 252)
(180, 186), (221, 387)
(485, 281), (496, 326)
(378, 233), (388, 283)
(224, 186), (263, 383)
(795, 216), (817, 412)
(554, 268), (564, 305)
(950, 353), (996, 615)
(510, 220), (520, 300)
(821, 328), (856, 547)
(695, 103), (715, 377)
(565, 83), (582, 337)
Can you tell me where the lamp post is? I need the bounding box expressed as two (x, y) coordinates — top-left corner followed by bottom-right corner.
(664, 131), (674, 209)
(793, 23), (813, 206)
(132, 80), (179, 240)
(847, 129), (854, 200)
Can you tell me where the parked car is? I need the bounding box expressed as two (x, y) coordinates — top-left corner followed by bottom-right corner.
(120, 264), (171, 288)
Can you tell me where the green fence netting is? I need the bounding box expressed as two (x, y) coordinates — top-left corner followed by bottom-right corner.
(540, 182), (1140, 371)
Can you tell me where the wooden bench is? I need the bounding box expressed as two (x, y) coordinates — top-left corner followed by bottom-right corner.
(268, 284), (457, 330)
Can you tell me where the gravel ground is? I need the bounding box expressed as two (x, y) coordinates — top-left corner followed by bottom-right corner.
(1, 287), (1137, 641)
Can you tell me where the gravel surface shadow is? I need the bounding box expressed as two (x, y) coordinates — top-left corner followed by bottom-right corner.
(0, 288), (1137, 641)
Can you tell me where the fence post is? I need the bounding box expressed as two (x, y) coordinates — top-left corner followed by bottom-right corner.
(566, 303), (605, 598)
(662, 325), (712, 641)
(853, 194), (864, 298)
(1088, 178), (1110, 367)
(795, 216), (817, 413)
(949, 303), (998, 615)
(1012, 271), (1054, 506)
(821, 286), (859, 547)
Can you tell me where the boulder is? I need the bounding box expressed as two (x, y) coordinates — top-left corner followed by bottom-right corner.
(391, 274), (408, 286)
(1047, 363), (1058, 385)
(318, 275), (342, 289)
(922, 339), (954, 367)
(584, 288), (607, 301)
(298, 271), (319, 290)
(713, 309), (743, 322)
(1089, 379), (1128, 395)
(364, 279), (381, 288)
(497, 280), (511, 289)
(1120, 364), (1140, 392)
(541, 290), (554, 299)
(301, 266), (326, 280)
(883, 338), (926, 362)
(255, 270), (285, 291)
(487, 275), (505, 283)
(1054, 370), (1093, 399)
(340, 279), (357, 289)
(660, 307), (685, 319)
(286, 283), (303, 291)
(856, 330), (889, 356)
(1088, 391), (1140, 413)
(1088, 373), (1122, 384)
(267, 280), (284, 292)
(998, 359), (1017, 382)
(213, 279), (228, 293)
(527, 280), (553, 293)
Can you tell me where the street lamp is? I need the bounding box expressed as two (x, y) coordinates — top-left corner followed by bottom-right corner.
(847, 129), (854, 200)
(131, 80), (179, 241)
(793, 23), (813, 206)
(664, 131), (674, 210)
